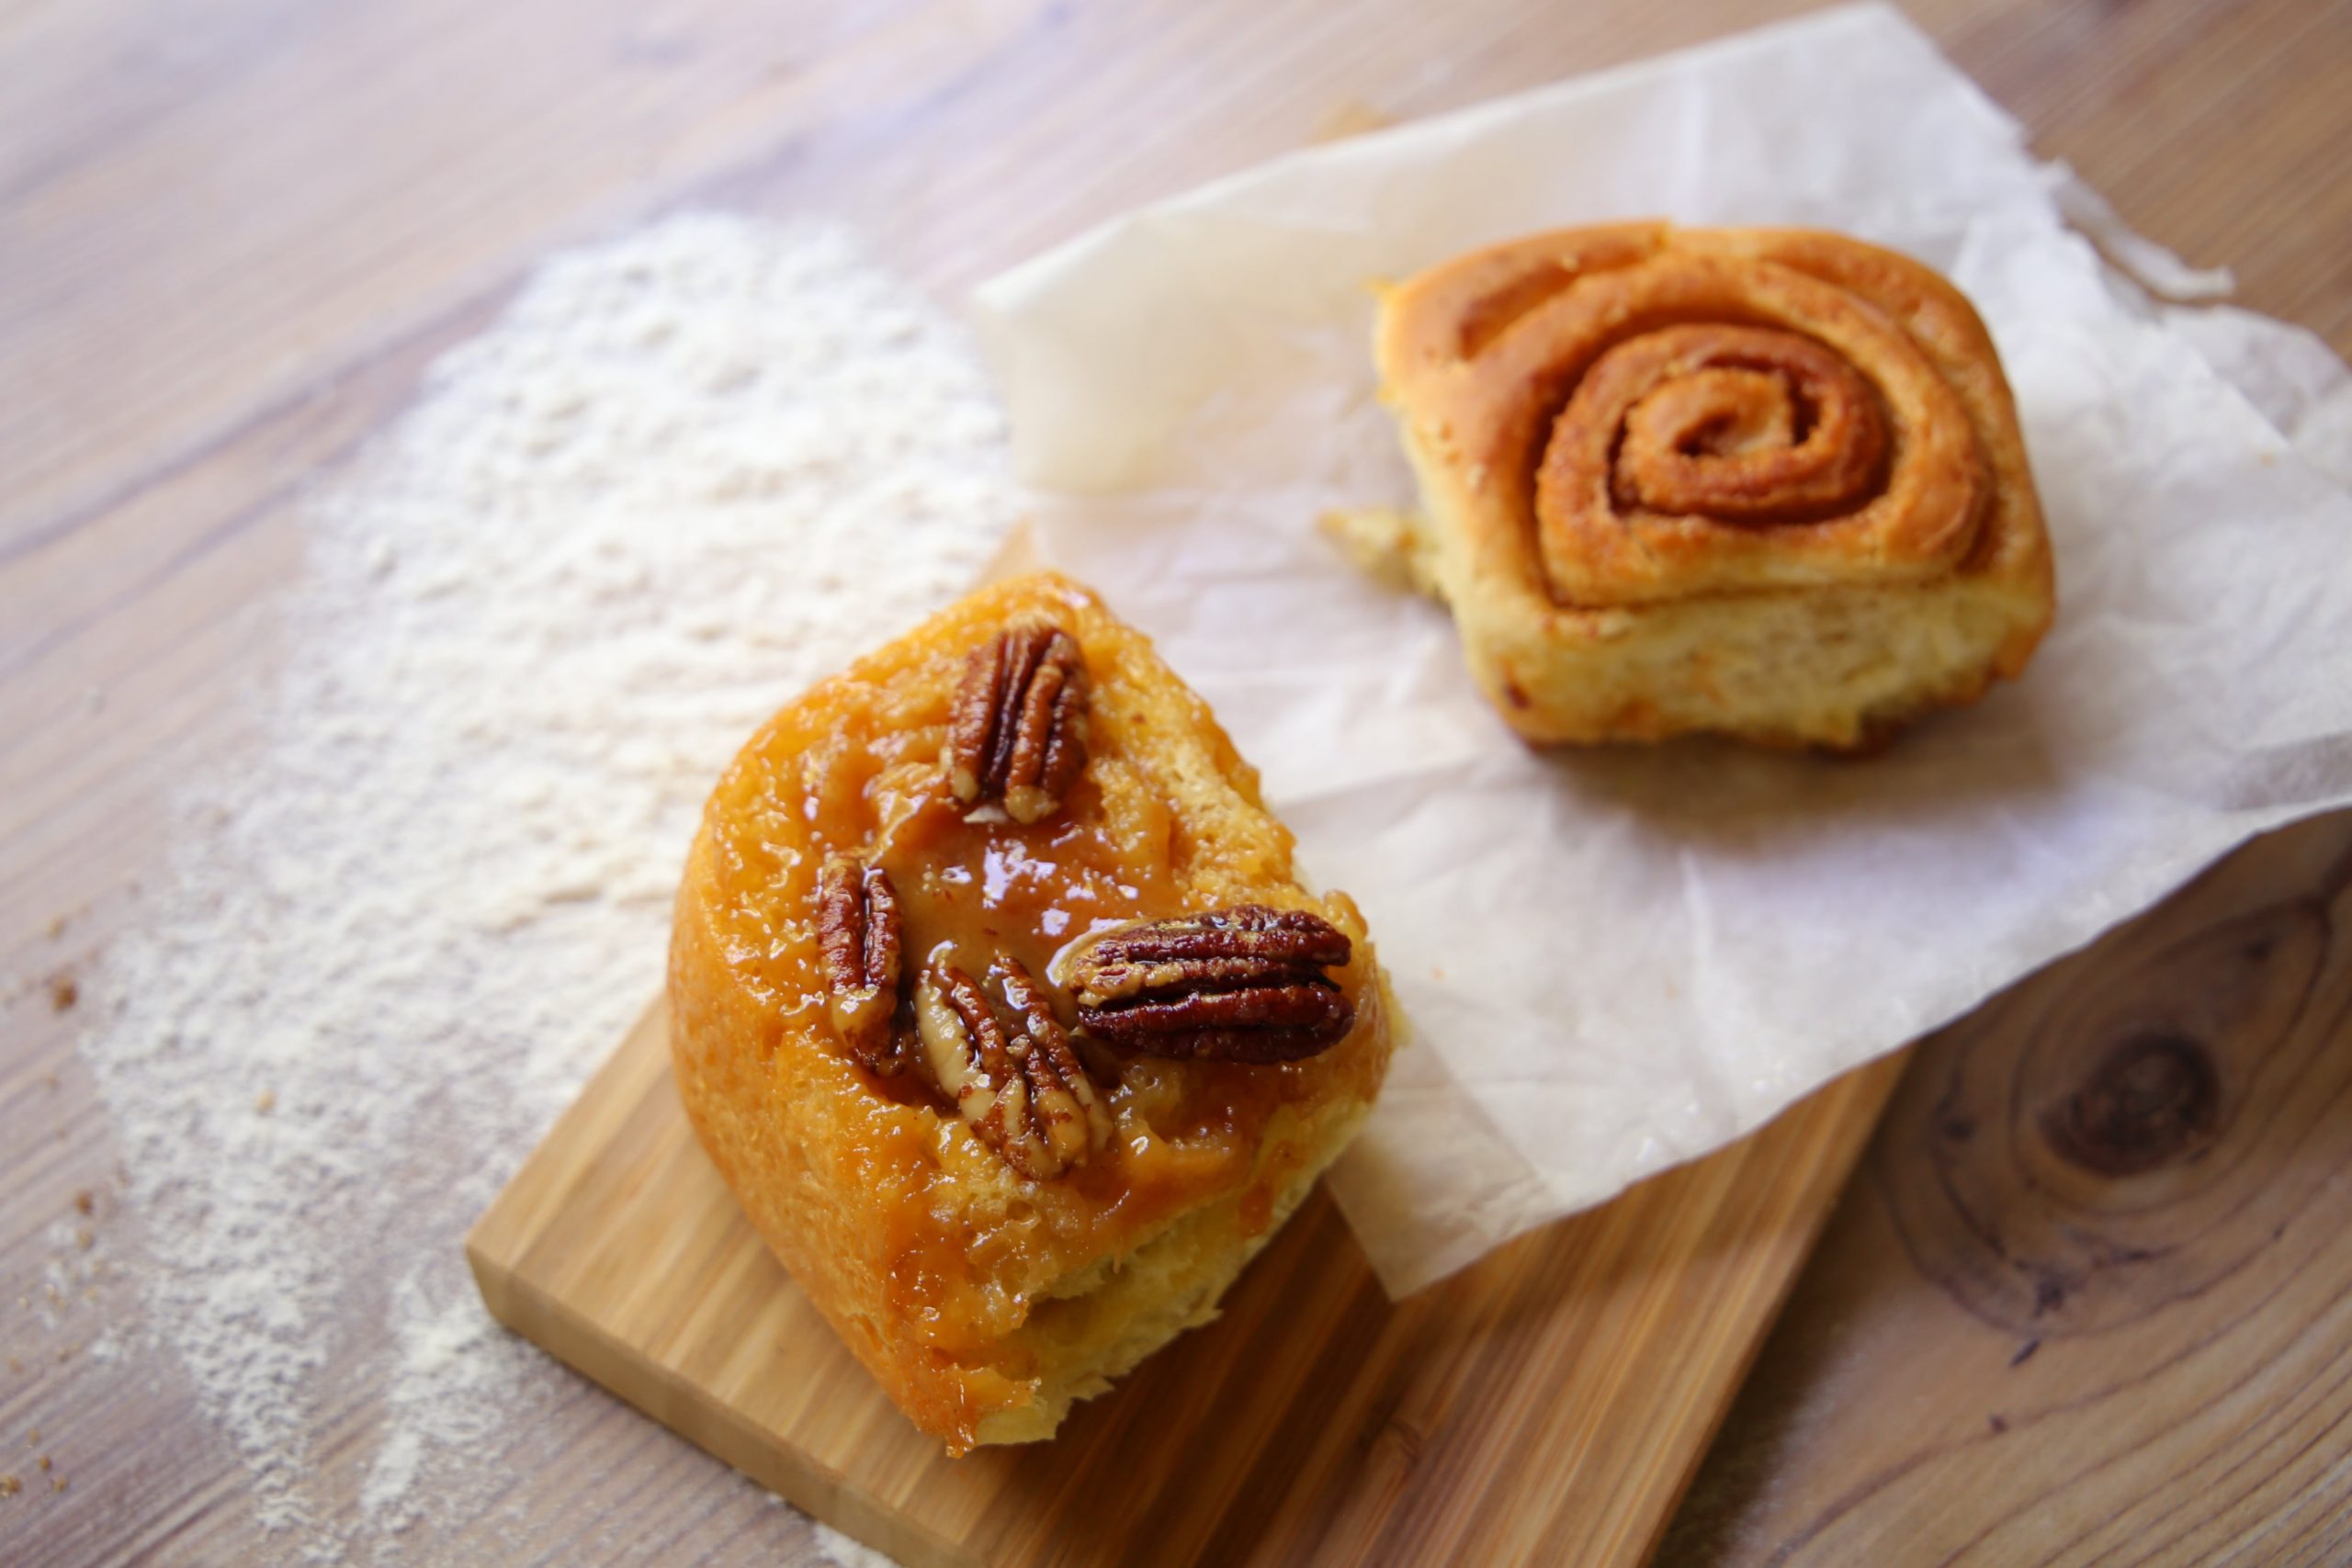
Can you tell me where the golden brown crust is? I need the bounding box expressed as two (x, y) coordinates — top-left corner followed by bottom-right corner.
(1368, 222), (2055, 749)
(669, 572), (1392, 1451)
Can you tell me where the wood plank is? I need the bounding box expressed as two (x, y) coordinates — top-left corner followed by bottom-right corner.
(469, 1003), (1904, 1568)
(1668, 811), (2352, 1565)
(0, 0), (1062, 558)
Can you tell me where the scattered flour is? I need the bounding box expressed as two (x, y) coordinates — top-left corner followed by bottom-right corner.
(79, 212), (1002, 1561)
(812, 1520), (909, 1568)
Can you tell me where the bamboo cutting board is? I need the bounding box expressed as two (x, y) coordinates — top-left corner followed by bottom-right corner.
(467, 999), (1902, 1567)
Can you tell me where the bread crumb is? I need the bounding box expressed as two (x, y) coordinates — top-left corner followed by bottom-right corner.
(0, 1474), (17, 1496)
(48, 975), (77, 1013)
(1314, 98), (1394, 142)
(52, 1477), (66, 1493)
(1318, 507), (1443, 597)
(73, 1190), (93, 1216)
(254, 1089), (276, 1115)
(36, 1456), (48, 1472)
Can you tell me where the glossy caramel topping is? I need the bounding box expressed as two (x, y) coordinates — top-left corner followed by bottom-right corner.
(687, 579), (1385, 1362)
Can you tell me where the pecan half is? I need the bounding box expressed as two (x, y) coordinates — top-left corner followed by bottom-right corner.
(1067, 906), (1355, 1064)
(816, 854), (907, 1074)
(915, 958), (1112, 1180)
(945, 621), (1090, 825)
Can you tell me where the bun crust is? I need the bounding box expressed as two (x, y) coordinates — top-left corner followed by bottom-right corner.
(669, 572), (1392, 1451)
(1351, 222), (2054, 749)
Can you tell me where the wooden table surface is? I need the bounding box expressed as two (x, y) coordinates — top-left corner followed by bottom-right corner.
(5, 0), (2348, 1562)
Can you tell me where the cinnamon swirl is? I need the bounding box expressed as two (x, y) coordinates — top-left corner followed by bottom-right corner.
(1338, 222), (2054, 749)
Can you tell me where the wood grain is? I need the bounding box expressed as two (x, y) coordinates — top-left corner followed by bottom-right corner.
(468, 1003), (1903, 1568)
(1669, 812), (2352, 1565)
(3, 0), (2348, 1561)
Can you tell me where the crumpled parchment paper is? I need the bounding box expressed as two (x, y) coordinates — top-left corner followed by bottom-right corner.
(971, 2), (2352, 1296)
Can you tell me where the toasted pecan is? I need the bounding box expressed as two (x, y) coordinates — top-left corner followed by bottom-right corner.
(945, 621), (1090, 824)
(1067, 906), (1355, 1064)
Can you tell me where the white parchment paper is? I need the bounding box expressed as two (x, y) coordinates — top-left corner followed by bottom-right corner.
(971, 3), (2352, 1295)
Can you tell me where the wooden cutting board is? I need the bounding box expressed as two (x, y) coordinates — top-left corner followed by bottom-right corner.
(467, 998), (1902, 1567)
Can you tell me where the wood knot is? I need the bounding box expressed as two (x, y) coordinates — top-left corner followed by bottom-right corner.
(2041, 1032), (2220, 1178)
(1871, 850), (2336, 1339)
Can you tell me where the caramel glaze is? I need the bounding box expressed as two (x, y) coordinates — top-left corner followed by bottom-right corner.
(693, 593), (1383, 1372)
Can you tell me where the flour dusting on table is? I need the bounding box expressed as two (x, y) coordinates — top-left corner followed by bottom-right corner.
(80, 214), (1001, 1560)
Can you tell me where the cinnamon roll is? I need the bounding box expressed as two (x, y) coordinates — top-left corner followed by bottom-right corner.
(1336, 222), (2054, 749)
